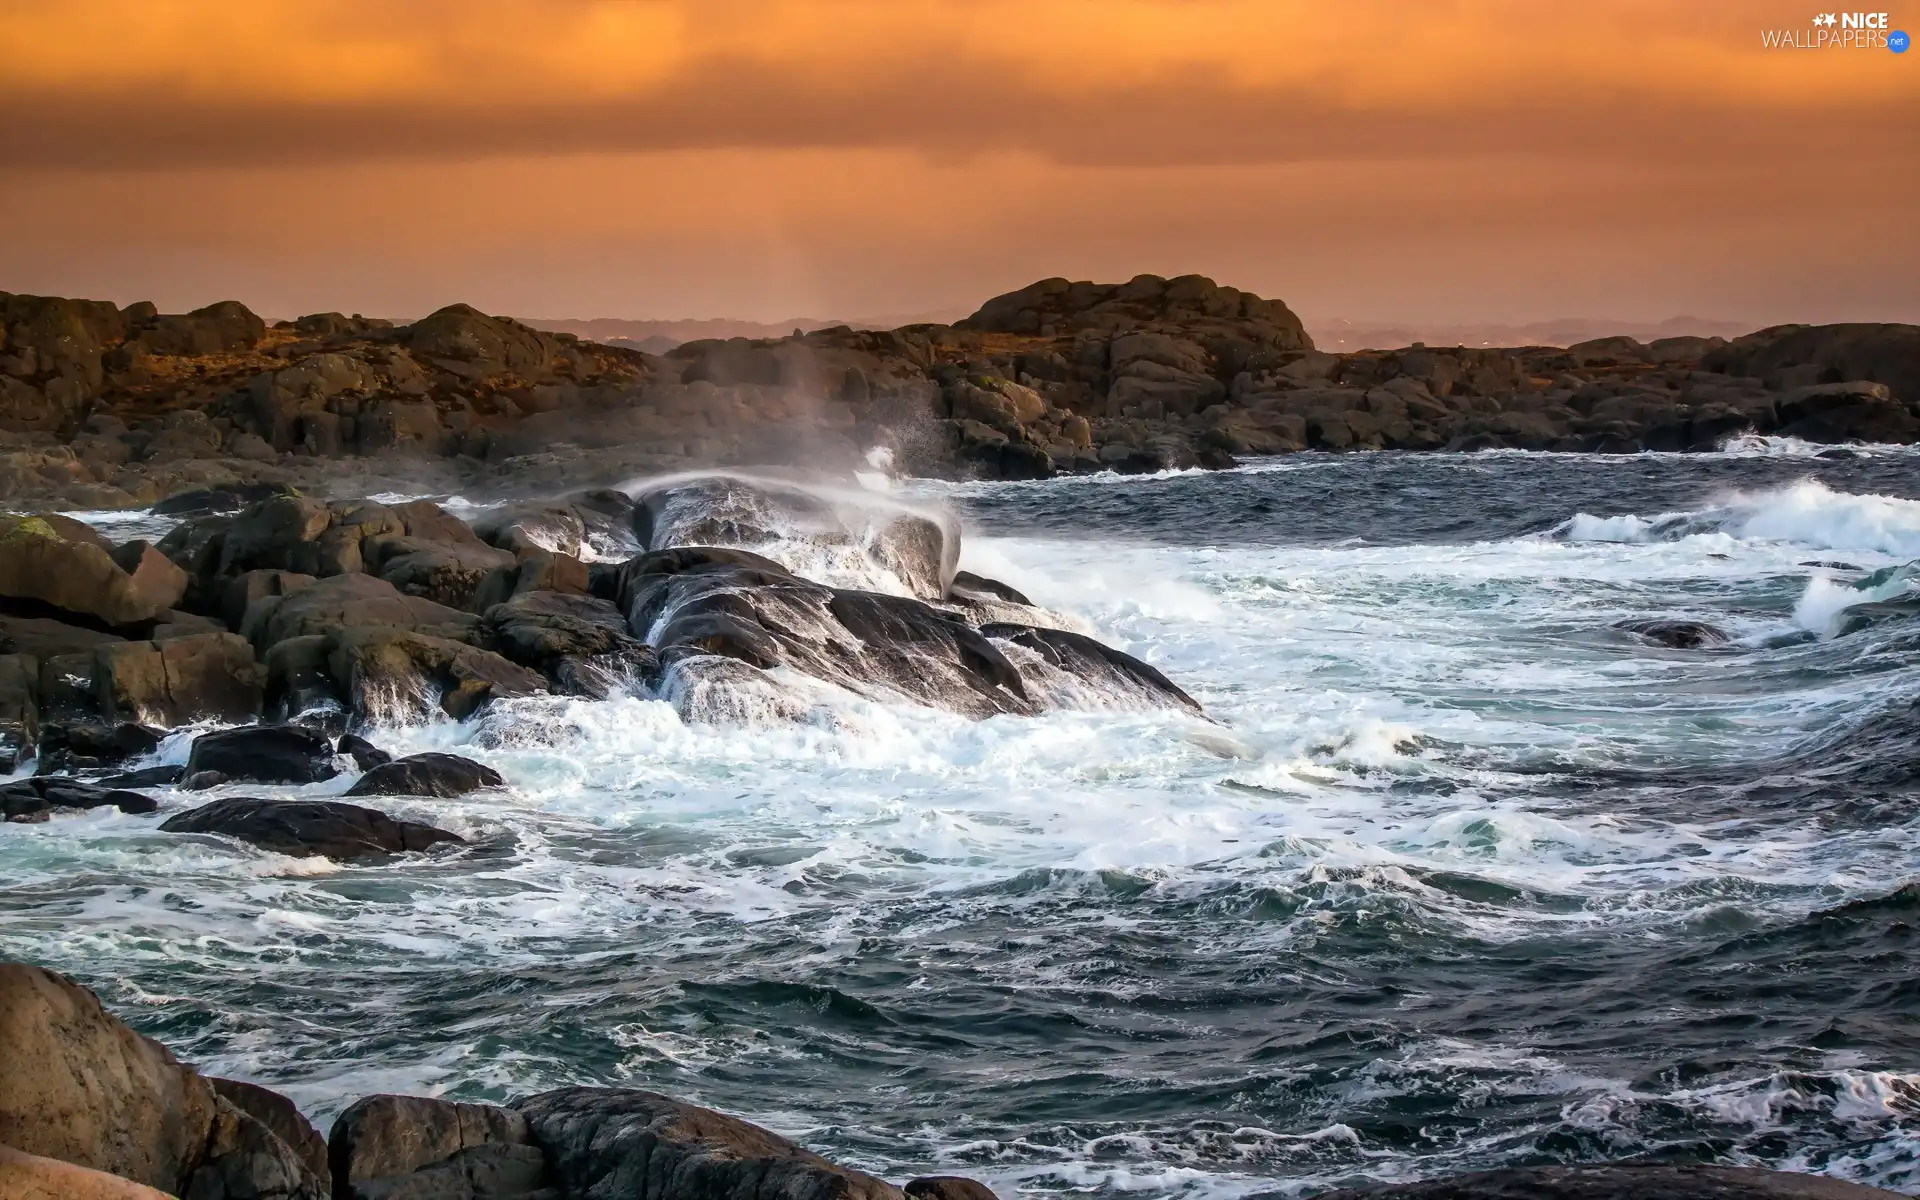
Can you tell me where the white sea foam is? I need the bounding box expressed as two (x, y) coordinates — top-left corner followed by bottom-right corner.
(1563, 480), (1920, 558)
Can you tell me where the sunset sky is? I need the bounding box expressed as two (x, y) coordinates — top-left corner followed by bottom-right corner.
(1, 0), (1914, 326)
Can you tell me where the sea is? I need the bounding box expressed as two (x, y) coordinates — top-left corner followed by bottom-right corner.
(4, 436), (1918, 1196)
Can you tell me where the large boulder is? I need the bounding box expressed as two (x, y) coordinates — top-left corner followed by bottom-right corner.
(136, 301), (266, 357)
(328, 1095), (544, 1200)
(606, 548), (1033, 720)
(159, 797), (464, 860)
(326, 627), (548, 722)
(209, 1077), (330, 1193)
(184, 724), (338, 785)
(1309, 1164), (1905, 1199)
(0, 517), (185, 626)
(1705, 322), (1920, 406)
(248, 574), (477, 653)
(406, 305), (558, 377)
(515, 1087), (902, 1200)
(94, 632), (265, 727)
(342, 752), (503, 799)
(0, 964), (323, 1199)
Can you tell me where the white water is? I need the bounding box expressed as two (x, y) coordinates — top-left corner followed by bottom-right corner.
(13, 465), (1920, 1193)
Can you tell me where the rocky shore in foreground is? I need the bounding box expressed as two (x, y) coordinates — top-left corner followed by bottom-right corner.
(2, 277), (1918, 510)
(2, 963), (1906, 1200)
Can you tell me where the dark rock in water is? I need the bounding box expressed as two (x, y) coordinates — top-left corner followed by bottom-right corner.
(2, 776), (157, 822)
(36, 720), (163, 773)
(477, 589), (659, 697)
(613, 548), (1032, 720)
(948, 570), (1033, 607)
(983, 624), (1203, 713)
(515, 1087), (903, 1200)
(1818, 446), (1861, 460)
(344, 752), (503, 799)
(1309, 1164), (1905, 1199)
(152, 483), (299, 517)
(329, 1094), (543, 1199)
(210, 1076), (331, 1194)
(630, 473), (957, 600)
(0, 963), (326, 1199)
(1614, 619), (1730, 649)
(160, 796), (464, 860)
(907, 1177), (1002, 1200)
(101, 763), (185, 788)
(337, 731), (393, 771)
(1800, 560), (1862, 571)
(185, 724), (339, 784)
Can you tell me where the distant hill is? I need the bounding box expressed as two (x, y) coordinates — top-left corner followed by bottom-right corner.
(1306, 315), (1754, 352)
(519, 310), (967, 354)
(514, 310), (1752, 355)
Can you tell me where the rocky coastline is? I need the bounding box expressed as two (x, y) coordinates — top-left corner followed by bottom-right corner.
(5, 275), (1920, 1200)
(1, 278), (1918, 511)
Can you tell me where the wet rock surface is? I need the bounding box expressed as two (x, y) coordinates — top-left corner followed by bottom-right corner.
(158, 796), (464, 860)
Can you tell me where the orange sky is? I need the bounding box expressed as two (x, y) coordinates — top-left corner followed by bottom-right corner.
(1, 0), (1915, 325)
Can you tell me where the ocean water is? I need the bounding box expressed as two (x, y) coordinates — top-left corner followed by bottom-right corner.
(7, 442), (1920, 1196)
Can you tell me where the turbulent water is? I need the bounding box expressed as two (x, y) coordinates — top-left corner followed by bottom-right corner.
(8, 438), (1920, 1196)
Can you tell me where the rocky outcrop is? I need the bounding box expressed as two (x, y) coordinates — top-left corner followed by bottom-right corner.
(4, 282), (1919, 501)
(1308, 1164), (1904, 1199)
(342, 752), (503, 799)
(159, 797), (464, 860)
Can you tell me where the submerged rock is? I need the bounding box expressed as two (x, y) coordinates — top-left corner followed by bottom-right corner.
(1614, 618), (1730, 649)
(159, 797), (464, 860)
(343, 752), (503, 799)
(336, 731), (393, 771)
(185, 724), (339, 784)
(1, 777), (156, 822)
